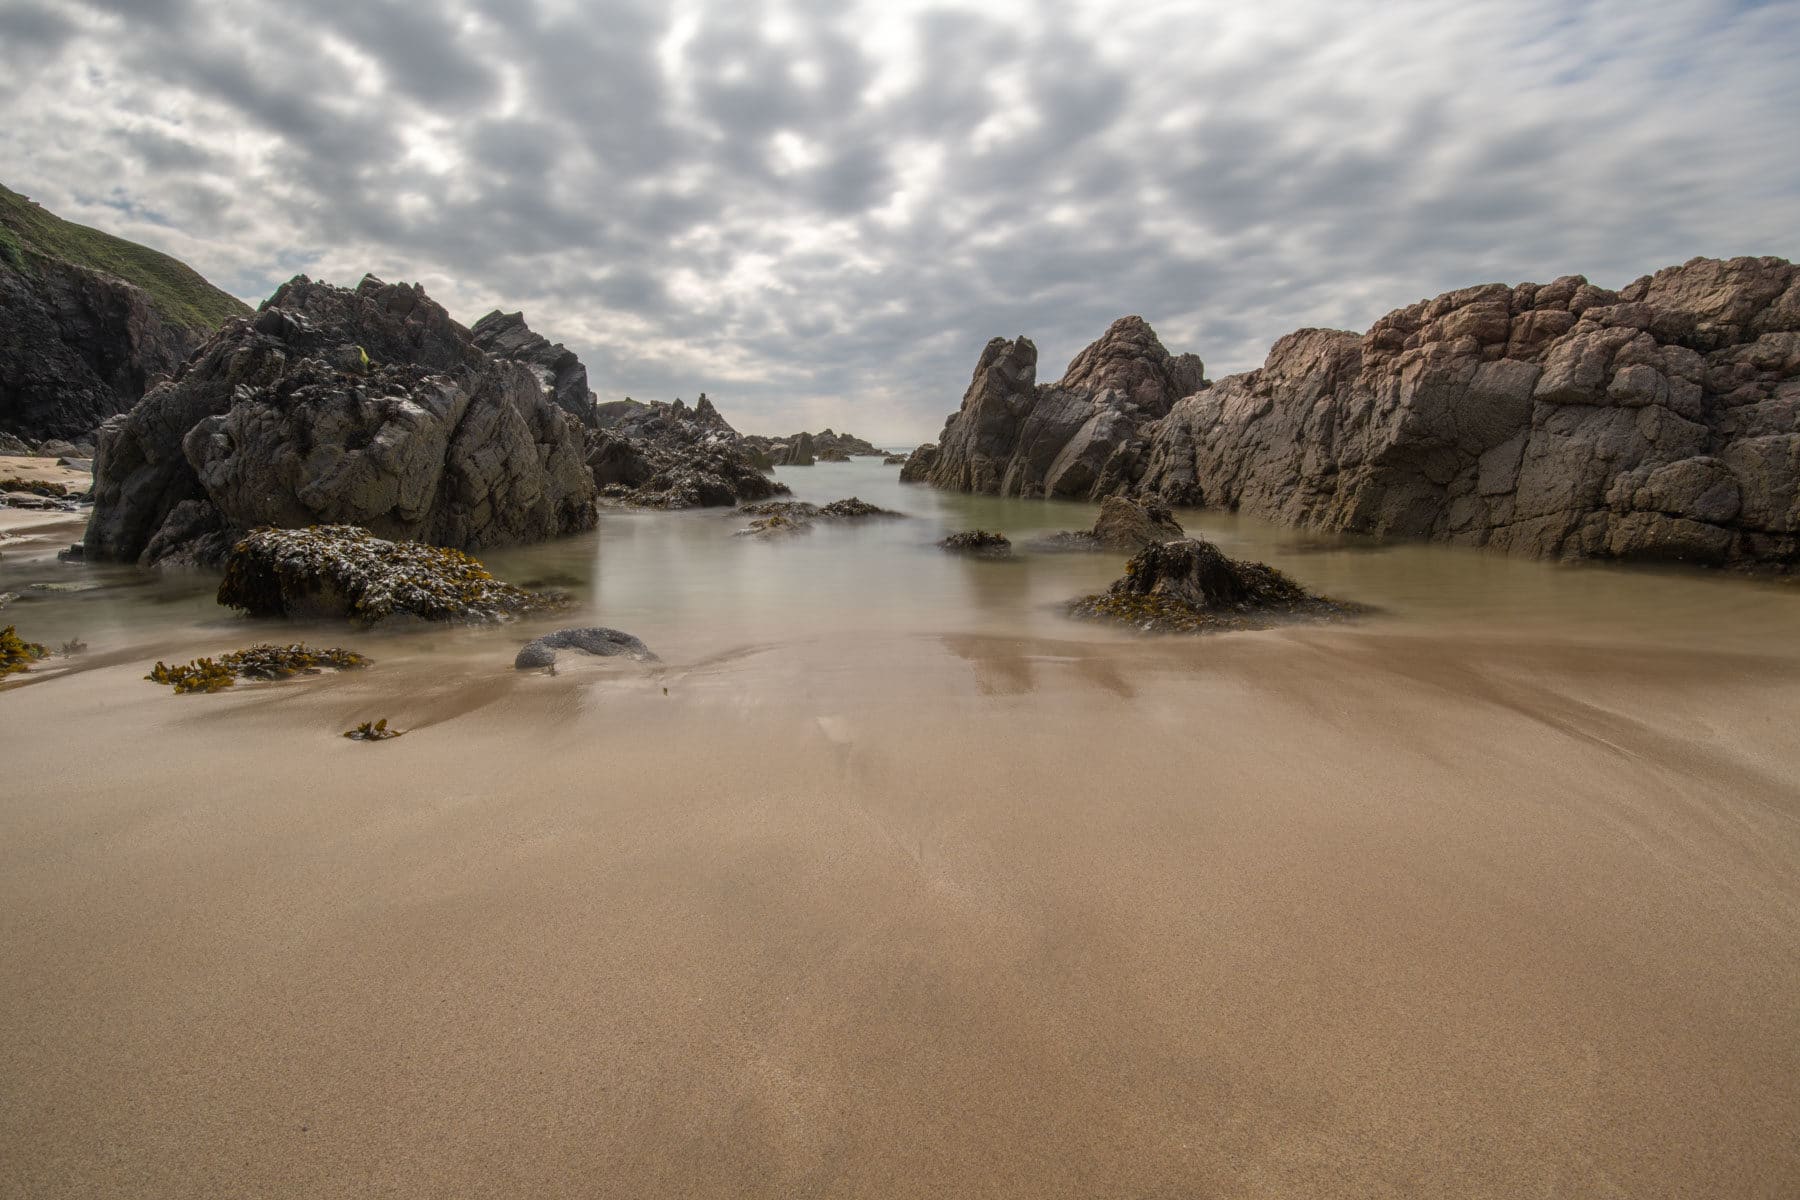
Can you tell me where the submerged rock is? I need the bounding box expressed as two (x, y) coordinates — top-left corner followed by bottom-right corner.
(514, 626), (658, 670)
(1037, 496), (1185, 552)
(217, 525), (570, 625)
(938, 529), (1012, 558)
(818, 497), (904, 519)
(735, 512), (813, 539)
(85, 274), (597, 566)
(1067, 537), (1359, 633)
(883, 454), (907, 465)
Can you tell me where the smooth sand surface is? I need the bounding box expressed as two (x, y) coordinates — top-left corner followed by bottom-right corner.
(3, 620), (1799, 1197)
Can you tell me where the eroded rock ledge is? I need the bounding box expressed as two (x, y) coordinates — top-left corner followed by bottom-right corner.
(916, 257), (1800, 570)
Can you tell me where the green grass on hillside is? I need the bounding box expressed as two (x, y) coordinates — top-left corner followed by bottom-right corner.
(0, 183), (249, 334)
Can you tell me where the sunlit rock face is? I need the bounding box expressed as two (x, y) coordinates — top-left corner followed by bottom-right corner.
(923, 257), (1800, 570)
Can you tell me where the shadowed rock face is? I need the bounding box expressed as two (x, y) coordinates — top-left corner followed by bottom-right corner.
(85, 275), (597, 566)
(471, 310), (597, 428)
(925, 258), (1800, 570)
(0, 185), (253, 444)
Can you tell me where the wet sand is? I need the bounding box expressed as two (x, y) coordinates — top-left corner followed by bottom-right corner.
(4, 617), (1798, 1197)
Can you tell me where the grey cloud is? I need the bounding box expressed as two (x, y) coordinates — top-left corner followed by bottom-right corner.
(2, 0), (1797, 443)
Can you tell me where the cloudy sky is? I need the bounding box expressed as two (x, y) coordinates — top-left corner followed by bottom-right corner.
(2, 0), (1796, 441)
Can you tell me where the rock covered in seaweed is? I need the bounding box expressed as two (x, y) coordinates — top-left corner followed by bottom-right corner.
(1, 624), (49, 675)
(1067, 537), (1359, 633)
(938, 529), (1012, 558)
(85, 274), (597, 566)
(514, 627), (658, 670)
(217, 525), (571, 625)
(732, 497), (905, 537)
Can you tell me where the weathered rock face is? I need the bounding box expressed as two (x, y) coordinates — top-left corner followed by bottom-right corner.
(1037, 495), (1185, 552)
(86, 274), (597, 565)
(924, 316), (1205, 500)
(898, 442), (938, 482)
(925, 258), (1800, 570)
(1, 185), (250, 443)
(471, 310), (597, 427)
(777, 431), (816, 466)
(1139, 256), (1800, 569)
(587, 395), (787, 508)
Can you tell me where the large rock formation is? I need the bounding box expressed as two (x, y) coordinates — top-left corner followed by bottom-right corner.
(86, 274), (597, 566)
(1067, 537), (1358, 633)
(470, 310), (597, 427)
(0, 184), (250, 443)
(925, 258), (1800, 570)
(586, 394), (787, 508)
(922, 316), (1205, 500)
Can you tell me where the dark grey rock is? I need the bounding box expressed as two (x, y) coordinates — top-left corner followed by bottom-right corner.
(514, 626), (658, 670)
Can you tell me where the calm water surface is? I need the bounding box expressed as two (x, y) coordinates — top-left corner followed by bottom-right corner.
(3, 457), (1796, 661)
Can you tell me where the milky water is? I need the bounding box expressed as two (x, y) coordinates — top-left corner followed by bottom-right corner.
(3, 457), (1797, 662)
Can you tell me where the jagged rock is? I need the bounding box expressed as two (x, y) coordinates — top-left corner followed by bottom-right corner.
(899, 443), (938, 482)
(925, 258), (1800, 571)
(780, 431), (816, 466)
(217, 525), (570, 625)
(1037, 496), (1185, 552)
(594, 399), (648, 428)
(1, 184), (249, 443)
(746, 427), (883, 463)
(587, 395), (787, 509)
(924, 316), (1204, 500)
(84, 274), (596, 565)
(816, 447), (851, 462)
(514, 626), (657, 670)
(938, 529), (1011, 558)
(0, 431), (31, 454)
(471, 310), (597, 427)
(1067, 537), (1359, 633)
(883, 454), (907, 465)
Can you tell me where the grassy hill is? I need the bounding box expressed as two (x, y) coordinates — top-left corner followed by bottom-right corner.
(0, 183), (249, 333)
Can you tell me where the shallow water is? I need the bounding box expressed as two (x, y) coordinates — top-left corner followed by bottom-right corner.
(2, 456), (1797, 664)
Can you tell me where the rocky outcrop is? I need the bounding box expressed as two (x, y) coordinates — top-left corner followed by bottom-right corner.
(514, 627), (657, 670)
(1037, 496), (1185, 552)
(747, 427), (884, 464)
(925, 258), (1800, 570)
(938, 529), (1011, 558)
(1, 184), (250, 443)
(84, 274), (597, 566)
(731, 496), (904, 537)
(923, 316), (1205, 500)
(1067, 537), (1358, 633)
(587, 395), (786, 508)
(218, 525), (570, 625)
(471, 310), (597, 427)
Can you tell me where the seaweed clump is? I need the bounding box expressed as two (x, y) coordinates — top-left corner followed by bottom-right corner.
(818, 497), (903, 519)
(344, 718), (402, 741)
(938, 530), (1012, 558)
(217, 525), (571, 625)
(146, 643), (369, 694)
(735, 512), (813, 539)
(1066, 537), (1362, 634)
(1, 625), (49, 676)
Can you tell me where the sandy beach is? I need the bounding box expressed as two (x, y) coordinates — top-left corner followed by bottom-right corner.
(4, 611), (1798, 1197)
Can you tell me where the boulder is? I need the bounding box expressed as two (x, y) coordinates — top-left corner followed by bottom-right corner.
(938, 529), (1011, 558)
(1067, 537), (1358, 633)
(85, 274), (597, 565)
(217, 525), (571, 625)
(514, 626), (657, 670)
(898, 442), (939, 482)
(780, 431), (816, 466)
